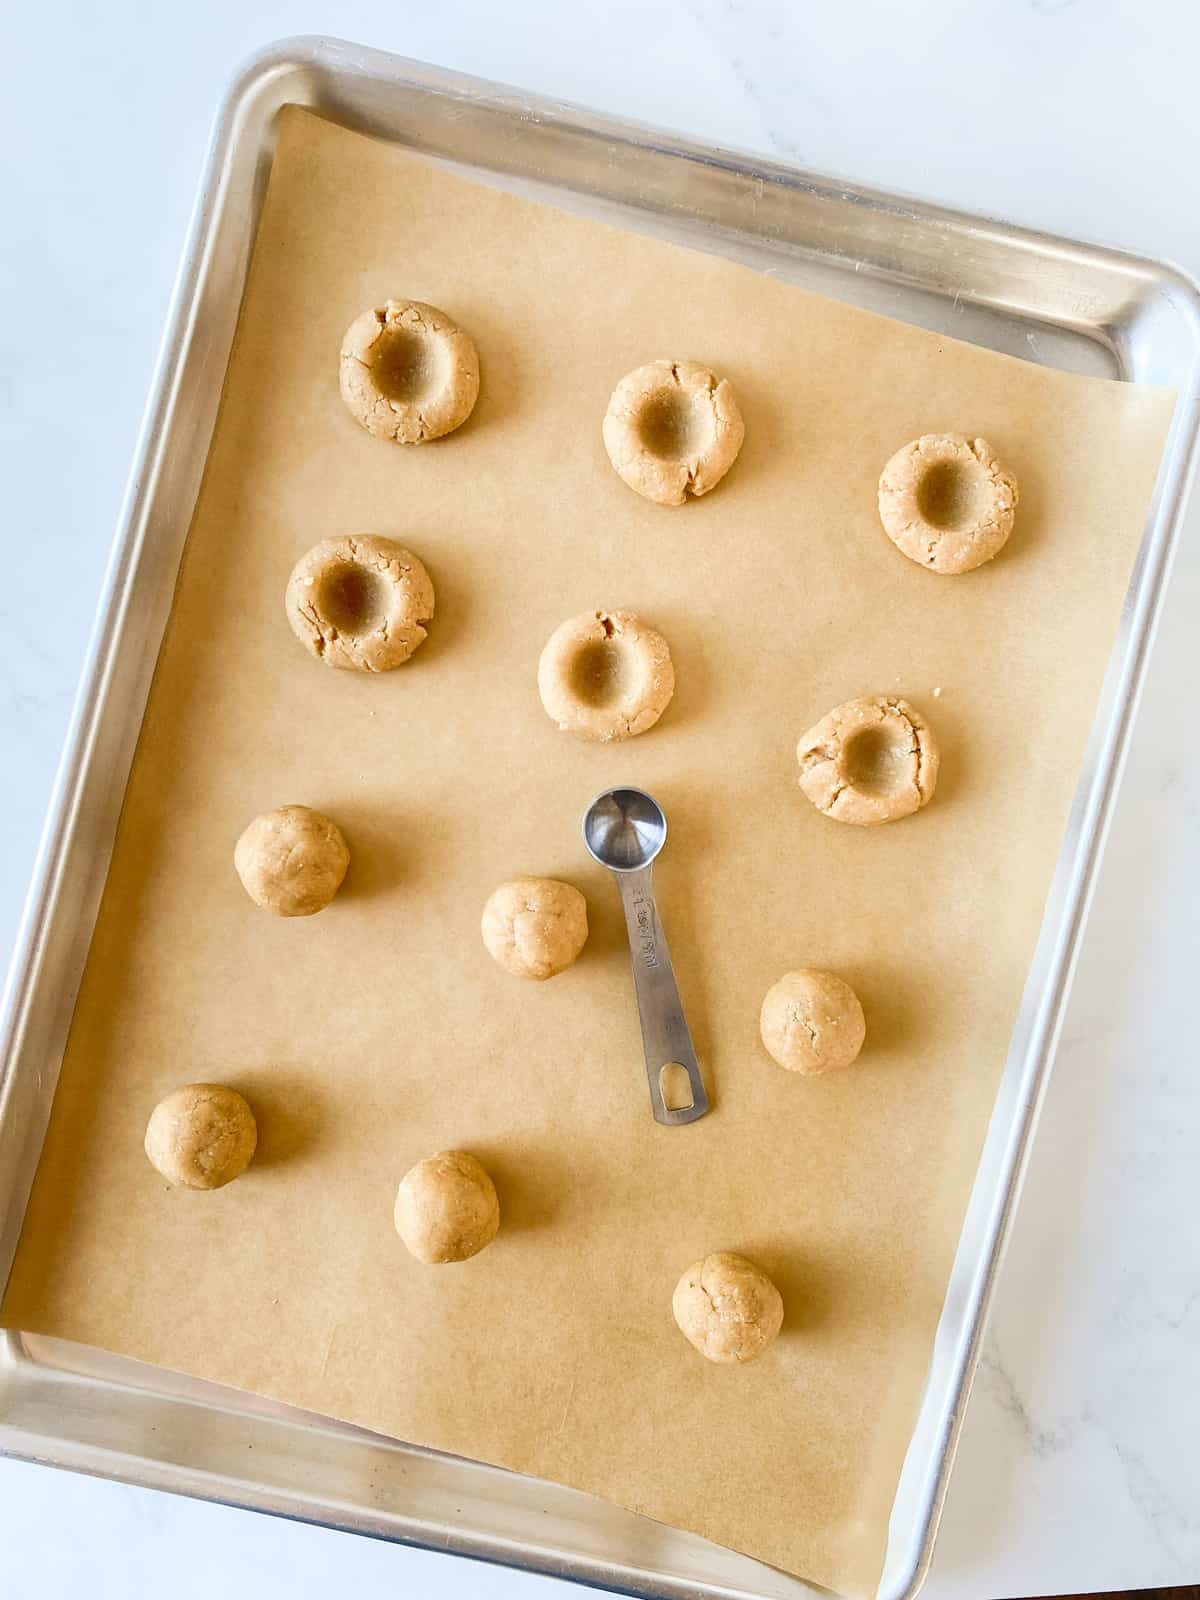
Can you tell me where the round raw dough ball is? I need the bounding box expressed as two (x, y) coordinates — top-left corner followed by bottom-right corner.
(339, 299), (480, 443)
(759, 968), (866, 1075)
(144, 1084), (257, 1190)
(796, 695), (939, 826)
(537, 609), (674, 742)
(394, 1151), (500, 1264)
(285, 535), (434, 672)
(235, 805), (350, 917)
(481, 877), (589, 980)
(603, 360), (745, 505)
(878, 433), (1018, 575)
(672, 1252), (784, 1365)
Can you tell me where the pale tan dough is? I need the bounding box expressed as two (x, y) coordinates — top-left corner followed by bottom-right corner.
(672, 1252), (784, 1365)
(759, 969), (866, 1076)
(285, 535), (434, 671)
(877, 433), (1018, 574)
(394, 1151), (500, 1264)
(537, 609), (674, 742)
(602, 360), (744, 505)
(144, 1084), (257, 1190)
(796, 695), (939, 826)
(481, 877), (589, 980)
(234, 805), (350, 917)
(339, 299), (480, 443)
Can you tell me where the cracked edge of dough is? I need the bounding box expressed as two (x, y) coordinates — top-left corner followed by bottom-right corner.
(602, 360), (745, 506)
(536, 609), (675, 742)
(795, 696), (939, 825)
(339, 300), (480, 444)
(285, 535), (435, 672)
(877, 433), (1018, 574)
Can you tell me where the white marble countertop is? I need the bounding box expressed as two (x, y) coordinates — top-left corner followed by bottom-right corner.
(2, 3), (1198, 1596)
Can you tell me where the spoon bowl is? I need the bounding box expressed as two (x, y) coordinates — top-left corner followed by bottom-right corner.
(582, 787), (667, 872)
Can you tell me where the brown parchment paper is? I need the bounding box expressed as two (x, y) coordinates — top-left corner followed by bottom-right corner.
(2, 108), (1175, 1596)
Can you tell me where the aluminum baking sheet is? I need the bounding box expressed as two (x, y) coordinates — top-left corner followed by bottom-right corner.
(1, 35), (1197, 1600)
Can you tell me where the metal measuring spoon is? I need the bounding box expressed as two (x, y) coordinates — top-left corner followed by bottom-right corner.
(582, 787), (710, 1126)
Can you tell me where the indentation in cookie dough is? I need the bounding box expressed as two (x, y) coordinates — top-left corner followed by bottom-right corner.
(315, 563), (390, 637)
(636, 385), (716, 462)
(285, 534), (434, 672)
(537, 610), (674, 741)
(915, 457), (986, 531)
(840, 724), (911, 797)
(567, 624), (639, 708)
(796, 695), (939, 825)
(339, 299), (479, 444)
(878, 433), (1018, 574)
(370, 325), (448, 405)
(603, 360), (744, 505)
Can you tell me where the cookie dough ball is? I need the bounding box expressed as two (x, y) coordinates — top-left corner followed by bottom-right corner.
(796, 695), (939, 826)
(339, 299), (480, 443)
(672, 1252), (784, 1365)
(285, 535), (434, 672)
(144, 1084), (257, 1190)
(603, 360), (744, 505)
(878, 433), (1018, 575)
(394, 1151), (500, 1264)
(537, 610), (674, 742)
(760, 968), (866, 1075)
(235, 805), (350, 917)
(481, 877), (589, 980)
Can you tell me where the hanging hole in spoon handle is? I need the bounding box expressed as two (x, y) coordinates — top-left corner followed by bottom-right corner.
(655, 1060), (709, 1125)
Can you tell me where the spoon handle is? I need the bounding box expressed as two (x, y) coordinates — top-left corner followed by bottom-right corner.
(614, 867), (709, 1126)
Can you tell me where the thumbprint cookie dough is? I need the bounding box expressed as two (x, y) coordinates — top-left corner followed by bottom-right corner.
(394, 1151), (500, 1264)
(235, 805), (350, 917)
(672, 1252), (784, 1365)
(286, 535), (434, 671)
(760, 968), (866, 1075)
(796, 696), (939, 825)
(339, 299), (480, 443)
(144, 1084), (257, 1190)
(538, 610), (674, 741)
(481, 877), (589, 980)
(603, 360), (744, 505)
(878, 433), (1018, 574)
